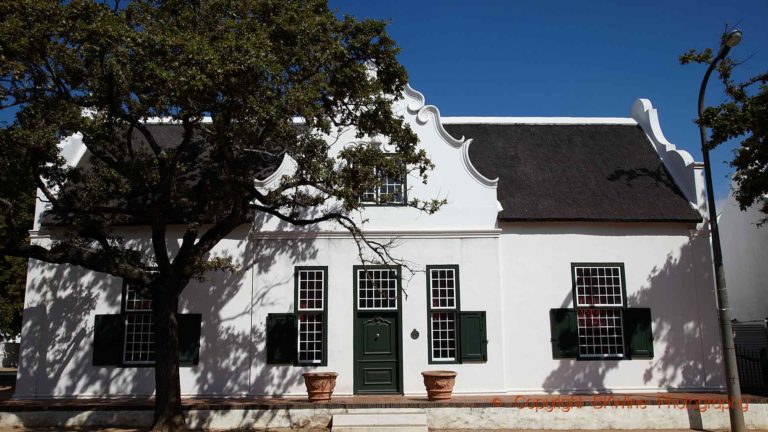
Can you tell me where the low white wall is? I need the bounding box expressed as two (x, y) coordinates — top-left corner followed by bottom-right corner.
(2, 404), (767, 430)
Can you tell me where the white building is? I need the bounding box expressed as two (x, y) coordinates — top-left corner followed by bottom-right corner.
(720, 191), (768, 324)
(14, 86), (724, 399)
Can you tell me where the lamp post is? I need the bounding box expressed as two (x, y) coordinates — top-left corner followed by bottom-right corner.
(698, 28), (745, 432)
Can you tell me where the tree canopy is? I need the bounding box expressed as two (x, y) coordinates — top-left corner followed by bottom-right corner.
(681, 36), (768, 225)
(0, 0), (435, 429)
(0, 255), (26, 340)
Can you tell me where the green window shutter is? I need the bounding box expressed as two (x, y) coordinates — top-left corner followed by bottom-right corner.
(178, 313), (202, 366)
(93, 314), (124, 366)
(549, 308), (578, 359)
(623, 308), (653, 359)
(266, 313), (297, 364)
(459, 311), (487, 362)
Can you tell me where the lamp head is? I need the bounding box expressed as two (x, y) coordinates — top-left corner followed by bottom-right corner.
(724, 29), (742, 48)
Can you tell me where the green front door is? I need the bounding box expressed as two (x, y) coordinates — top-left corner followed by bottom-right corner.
(354, 311), (400, 393)
(353, 266), (402, 394)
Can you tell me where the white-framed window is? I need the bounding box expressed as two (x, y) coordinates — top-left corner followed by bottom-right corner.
(356, 268), (398, 310)
(576, 308), (624, 357)
(427, 266), (459, 363)
(123, 283), (156, 364)
(572, 264), (625, 358)
(574, 265), (624, 307)
(361, 159), (406, 205)
(295, 267), (327, 365)
(297, 269), (324, 311)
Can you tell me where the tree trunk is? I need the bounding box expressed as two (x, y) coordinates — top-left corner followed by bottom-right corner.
(152, 290), (187, 431)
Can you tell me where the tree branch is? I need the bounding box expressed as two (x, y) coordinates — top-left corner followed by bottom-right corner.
(0, 242), (151, 285)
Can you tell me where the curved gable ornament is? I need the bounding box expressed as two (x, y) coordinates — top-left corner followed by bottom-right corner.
(403, 85), (499, 189)
(253, 154), (297, 190)
(630, 99), (697, 204)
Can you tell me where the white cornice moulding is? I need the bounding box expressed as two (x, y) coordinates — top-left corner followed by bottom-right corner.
(441, 117), (638, 126)
(403, 85), (498, 189)
(140, 116), (305, 124)
(140, 117), (212, 124)
(630, 99), (697, 204)
(249, 228), (502, 240)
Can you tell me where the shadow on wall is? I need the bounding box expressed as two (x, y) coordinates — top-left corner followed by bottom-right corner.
(184, 214), (324, 428)
(541, 232), (723, 394)
(17, 259), (155, 400)
(543, 163), (722, 397)
(16, 213), (327, 429)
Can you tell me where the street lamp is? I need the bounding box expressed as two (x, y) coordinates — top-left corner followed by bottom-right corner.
(697, 28), (745, 432)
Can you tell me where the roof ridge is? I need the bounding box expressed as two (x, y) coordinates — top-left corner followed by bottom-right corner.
(441, 117), (637, 126)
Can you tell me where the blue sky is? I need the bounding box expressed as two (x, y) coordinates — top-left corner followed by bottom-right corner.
(330, 0), (768, 204)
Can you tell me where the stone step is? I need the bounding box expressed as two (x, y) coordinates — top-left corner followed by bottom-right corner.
(331, 409), (428, 432)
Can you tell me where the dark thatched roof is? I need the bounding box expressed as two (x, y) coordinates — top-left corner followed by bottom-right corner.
(443, 123), (702, 223)
(46, 123), (702, 226)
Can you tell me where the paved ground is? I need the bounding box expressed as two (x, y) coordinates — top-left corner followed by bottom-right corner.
(2, 372), (767, 431)
(0, 427), (768, 432)
(4, 392), (767, 411)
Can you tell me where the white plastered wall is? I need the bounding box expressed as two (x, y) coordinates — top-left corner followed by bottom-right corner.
(15, 230), (504, 398)
(498, 219), (722, 393)
(15, 226), (254, 398)
(719, 192), (768, 322)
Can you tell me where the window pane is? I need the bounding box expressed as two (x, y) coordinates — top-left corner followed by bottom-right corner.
(361, 158), (405, 205)
(125, 284), (152, 311)
(123, 313), (156, 364)
(298, 314), (323, 364)
(357, 269), (398, 310)
(361, 188), (377, 204)
(379, 172), (404, 204)
(576, 308), (624, 357)
(430, 268), (457, 309)
(297, 270), (324, 311)
(431, 312), (457, 361)
(573, 266), (624, 306)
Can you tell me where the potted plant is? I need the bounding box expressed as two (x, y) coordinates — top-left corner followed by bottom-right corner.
(302, 372), (338, 401)
(421, 370), (457, 400)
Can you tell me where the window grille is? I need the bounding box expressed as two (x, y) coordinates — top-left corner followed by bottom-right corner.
(361, 159), (405, 205)
(428, 267), (459, 362)
(357, 269), (398, 310)
(573, 264), (626, 358)
(123, 283), (155, 364)
(296, 268), (327, 364)
(577, 308), (625, 357)
(574, 265), (624, 306)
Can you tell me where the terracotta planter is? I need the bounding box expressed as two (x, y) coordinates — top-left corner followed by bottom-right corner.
(302, 372), (338, 401)
(421, 370), (457, 401)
